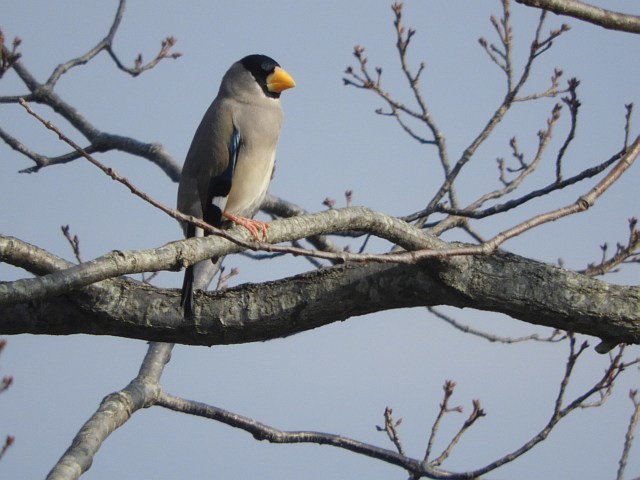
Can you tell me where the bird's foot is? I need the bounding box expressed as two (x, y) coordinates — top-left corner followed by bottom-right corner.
(224, 213), (269, 241)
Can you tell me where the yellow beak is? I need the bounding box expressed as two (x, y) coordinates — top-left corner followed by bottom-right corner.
(267, 66), (296, 93)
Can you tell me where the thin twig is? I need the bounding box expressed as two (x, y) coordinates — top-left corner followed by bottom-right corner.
(555, 78), (581, 181)
(45, 1), (180, 85)
(423, 380), (461, 462)
(377, 407), (406, 456)
(463, 338), (639, 478)
(0, 435), (15, 462)
(418, 9), (570, 225)
(0, 29), (22, 79)
(581, 217), (640, 277)
(431, 399), (486, 466)
(61, 225), (82, 263)
(429, 307), (566, 344)
(616, 389), (640, 480)
(421, 148), (621, 221)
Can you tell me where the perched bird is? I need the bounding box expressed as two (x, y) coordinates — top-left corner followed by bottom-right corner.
(177, 54), (295, 318)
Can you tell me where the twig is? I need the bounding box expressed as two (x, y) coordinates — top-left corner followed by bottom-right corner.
(431, 399), (486, 466)
(61, 225), (82, 263)
(0, 376), (13, 395)
(0, 435), (15, 462)
(581, 217), (640, 277)
(480, 135), (640, 253)
(344, 2), (452, 203)
(45, 1), (180, 85)
(429, 307), (567, 344)
(616, 389), (640, 480)
(107, 36), (182, 77)
(422, 148), (621, 221)
(555, 78), (581, 181)
(423, 380), (461, 462)
(623, 103), (634, 148)
(467, 338), (640, 477)
(377, 407), (406, 456)
(0, 339), (12, 395)
(438, 100), (564, 217)
(215, 265), (239, 290)
(0, 338), (14, 462)
(419, 8), (570, 225)
(0, 29), (22, 79)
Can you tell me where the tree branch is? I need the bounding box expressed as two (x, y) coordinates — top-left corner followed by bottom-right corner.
(3, 131), (637, 307)
(0, 2), (182, 180)
(515, 0), (640, 34)
(46, 342), (173, 480)
(155, 391), (449, 478)
(1, 230), (638, 348)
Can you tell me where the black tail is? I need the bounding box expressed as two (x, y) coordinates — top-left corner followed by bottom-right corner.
(181, 264), (195, 319)
(180, 223), (197, 319)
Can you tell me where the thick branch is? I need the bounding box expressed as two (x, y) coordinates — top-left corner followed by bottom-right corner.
(1, 238), (638, 348)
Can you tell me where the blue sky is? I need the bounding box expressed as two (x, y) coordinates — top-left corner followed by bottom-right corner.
(1, 1), (639, 479)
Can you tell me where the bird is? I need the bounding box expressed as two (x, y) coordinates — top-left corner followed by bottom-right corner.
(177, 54), (295, 318)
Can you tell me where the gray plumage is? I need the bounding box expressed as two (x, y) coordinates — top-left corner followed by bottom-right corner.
(177, 54), (295, 318)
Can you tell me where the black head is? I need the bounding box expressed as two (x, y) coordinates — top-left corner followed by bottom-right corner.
(240, 54), (282, 99)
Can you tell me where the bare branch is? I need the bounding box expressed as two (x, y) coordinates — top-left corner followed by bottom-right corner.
(106, 36), (182, 78)
(419, 8), (570, 225)
(0, 435), (14, 462)
(156, 391), (452, 479)
(45, 1), (180, 86)
(46, 343), (173, 480)
(423, 148), (620, 221)
(515, 0), (640, 34)
(624, 103), (634, 148)
(429, 307), (567, 344)
(0, 2), (182, 180)
(423, 380), (462, 462)
(377, 407), (406, 456)
(432, 399), (485, 466)
(463, 338), (638, 477)
(581, 217), (640, 277)
(440, 100), (565, 216)
(555, 78), (580, 180)
(616, 389), (640, 480)
(61, 226), (82, 263)
(0, 29), (22, 79)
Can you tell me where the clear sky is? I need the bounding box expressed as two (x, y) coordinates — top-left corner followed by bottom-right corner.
(1, 1), (639, 479)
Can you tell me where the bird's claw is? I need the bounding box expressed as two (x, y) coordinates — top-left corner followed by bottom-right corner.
(224, 213), (269, 241)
